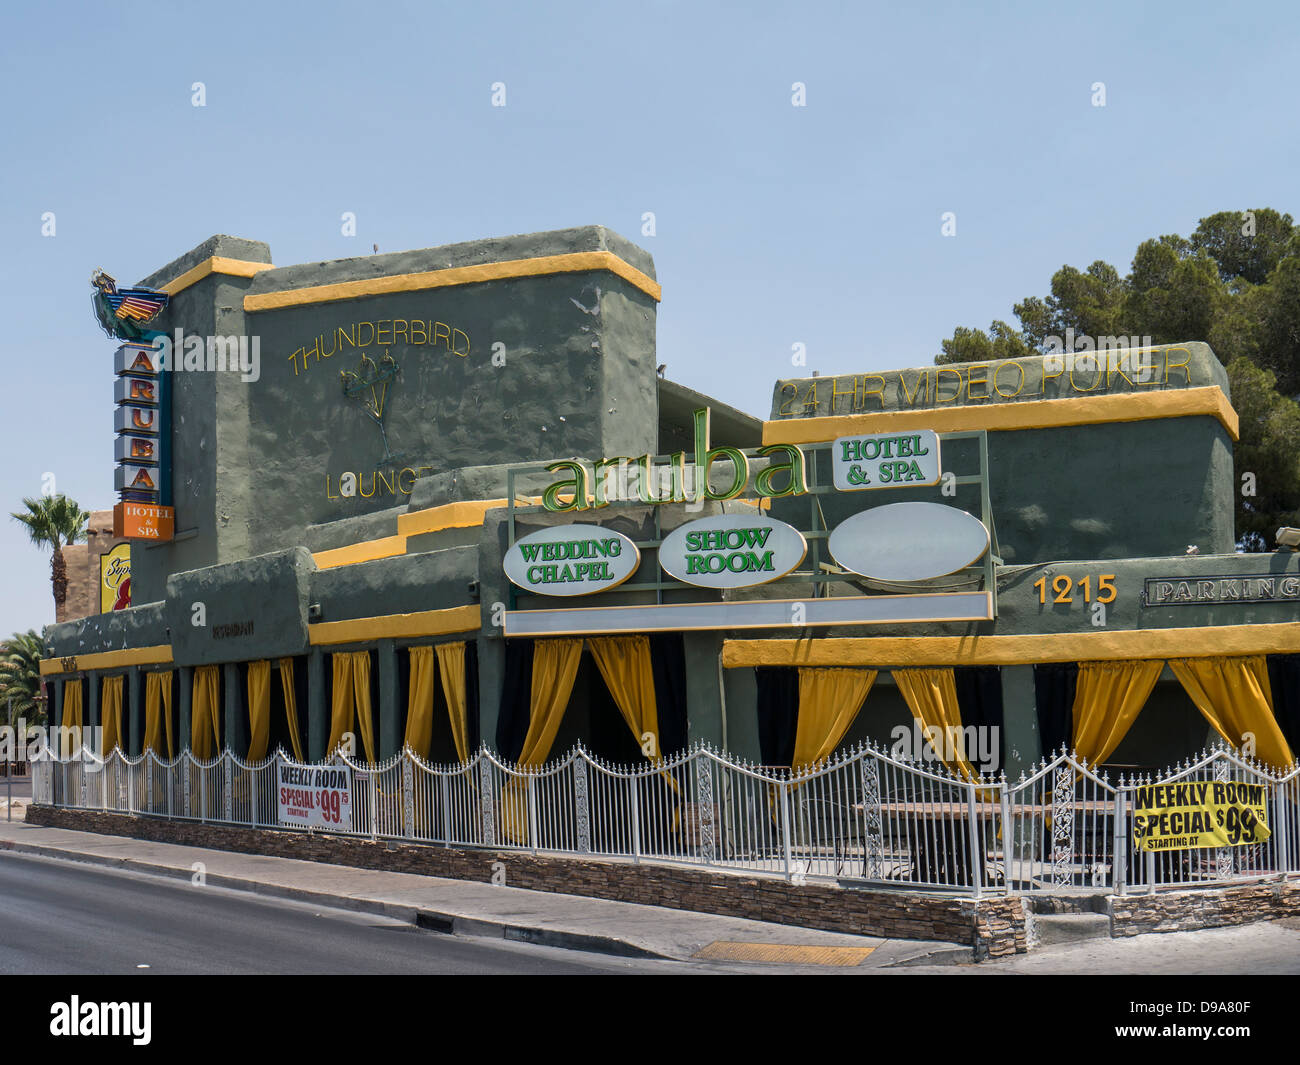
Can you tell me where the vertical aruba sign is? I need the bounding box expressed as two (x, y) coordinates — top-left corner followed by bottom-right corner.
(113, 340), (174, 540)
(92, 269), (175, 541)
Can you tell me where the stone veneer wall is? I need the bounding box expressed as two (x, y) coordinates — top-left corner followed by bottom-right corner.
(1109, 880), (1300, 936)
(26, 806), (1028, 958)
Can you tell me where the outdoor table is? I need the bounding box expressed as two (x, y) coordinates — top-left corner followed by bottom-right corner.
(850, 799), (1117, 887)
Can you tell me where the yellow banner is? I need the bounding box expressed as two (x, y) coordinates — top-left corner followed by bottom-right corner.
(1132, 780), (1270, 852)
(100, 542), (131, 613)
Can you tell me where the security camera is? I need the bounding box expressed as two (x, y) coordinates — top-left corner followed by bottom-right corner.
(1277, 527), (1300, 550)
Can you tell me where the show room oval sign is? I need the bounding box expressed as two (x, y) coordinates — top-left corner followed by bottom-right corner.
(828, 502), (989, 582)
(505, 524), (640, 596)
(659, 513), (807, 589)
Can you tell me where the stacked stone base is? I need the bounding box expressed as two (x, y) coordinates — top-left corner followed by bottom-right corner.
(25, 806), (1027, 958)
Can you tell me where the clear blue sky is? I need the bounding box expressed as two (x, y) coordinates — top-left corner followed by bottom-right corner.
(2, 0), (1297, 636)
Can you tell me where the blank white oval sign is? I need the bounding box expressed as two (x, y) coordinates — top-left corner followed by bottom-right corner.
(828, 502), (989, 582)
(660, 514), (807, 589)
(505, 524), (640, 596)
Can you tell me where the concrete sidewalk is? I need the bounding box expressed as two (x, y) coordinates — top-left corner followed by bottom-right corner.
(0, 816), (968, 968)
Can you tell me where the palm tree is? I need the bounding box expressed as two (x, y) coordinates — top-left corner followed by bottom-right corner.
(11, 494), (90, 615)
(0, 631), (47, 725)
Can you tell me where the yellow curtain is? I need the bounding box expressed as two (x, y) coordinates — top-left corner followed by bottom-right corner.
(328, 653), (352, 758)
(793, 667), (876, 770)
(278, 659), (304, 762)
(61, 679), (84, 757)
(503, 639), (582, 843)
(99, 675), (125, 756)
(1170, 655), (1294, 769)
(894, 667), (980, 784)
(1072, 659), (1163, 767)
(588, 636), (659, 756)
(435, 642), (470, 763)
(405, 646), (437, 759)
(588, 635), (684, 829)
(144, 672), (163, 754)
(160, 671), (174, 759)
(246, 660), (271, 762)
(328, 651), (375, 762)
(144, 672), (174, 757)
(191, 665), (221, 760)
(519, 639), (582, 766)
(352, 651), (374, 763)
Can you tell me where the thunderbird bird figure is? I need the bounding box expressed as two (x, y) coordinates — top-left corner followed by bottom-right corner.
(340, 352), (402, 464)
(91, 269), (169, 341)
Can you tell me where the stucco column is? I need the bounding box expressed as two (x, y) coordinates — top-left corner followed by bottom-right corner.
(377, 640), (399, 759)
(179, 666), (193, 752)
(223, 663), (245, 756)
(308, 648), (326, 761)
(684, 633), (726, 751)
(128, 667), (142, 756)
(87, 673), (100, 742)
(999, 665), (1040, 781)
(477, 637), (503, 752)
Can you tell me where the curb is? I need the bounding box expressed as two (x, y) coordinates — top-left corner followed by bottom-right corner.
(0, 838), (671, 961)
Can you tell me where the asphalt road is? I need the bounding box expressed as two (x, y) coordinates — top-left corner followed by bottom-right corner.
(0, 851), (681, 975)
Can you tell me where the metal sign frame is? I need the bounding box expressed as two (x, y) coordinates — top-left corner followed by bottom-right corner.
(504, 427), (1002, 620)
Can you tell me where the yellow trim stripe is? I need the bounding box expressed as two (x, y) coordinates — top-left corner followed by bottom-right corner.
(762, 386), (1239, 445)
(308, 605), (480, 645)
(244, 250), (661, 312)
(397, 499), (508, 536)
(39, 644), (174, 677)
(313, 535), (408, 570)
(160, 256), (275, 296)
(722, 622), (1300, 669)
(312, 499), (515, 569)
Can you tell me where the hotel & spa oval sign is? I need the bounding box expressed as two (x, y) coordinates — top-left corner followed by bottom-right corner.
(505, 524), (640, 596)
(828, 502), (989, 582)
(659, 514), (807, 589)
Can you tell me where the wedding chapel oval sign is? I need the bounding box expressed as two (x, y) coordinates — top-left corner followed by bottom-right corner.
(659, 513), (808, 589)
(828, 502), (989, 582)
(504, 524), (640, 596)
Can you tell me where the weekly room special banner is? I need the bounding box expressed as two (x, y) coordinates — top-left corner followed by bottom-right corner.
(1131, 780), (1271, 852)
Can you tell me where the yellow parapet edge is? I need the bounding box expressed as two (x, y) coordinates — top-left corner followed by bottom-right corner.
(244, 250), (662, 312)
(721, 622), (1300, 669)
(311, 499), (517, 569)
(308, 605), (480, 645)
(39, 644), (174, 677)
(313, 535), (409, 570)
(397, 499), (509, 536)
(160, 256), (276, 297)
(762, 386), (1239, 445)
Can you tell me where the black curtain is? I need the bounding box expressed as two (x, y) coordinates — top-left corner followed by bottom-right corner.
(495, 640), (534, 762)
(1033, 662), (1078, 757)
(953, 665), (1005, 773)
(756, 666), (799, 768)
(465, 641), (482, 753)
(649, 633), (688, 756)
(1268, 654), (1300, 759)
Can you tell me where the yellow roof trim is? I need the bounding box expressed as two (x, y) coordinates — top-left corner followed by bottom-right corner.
(160, 256), (275, 297)
(762, 386), (1239, 445)
(309, 604), (480, 645)
(313, 534), (408, 570)
(722, 622), (1300, 669)
(244, 250), (661, 312)
(397, 499), (509, 536)
(40, 644), (174, 677)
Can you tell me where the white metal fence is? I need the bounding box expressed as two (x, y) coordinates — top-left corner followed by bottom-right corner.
(30, 741), (1300, 896)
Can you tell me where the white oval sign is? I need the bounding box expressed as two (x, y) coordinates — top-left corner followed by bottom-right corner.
(505, 524), (640, 596)
(659, 514), (807, 589)
(828, 502), (989, 582)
